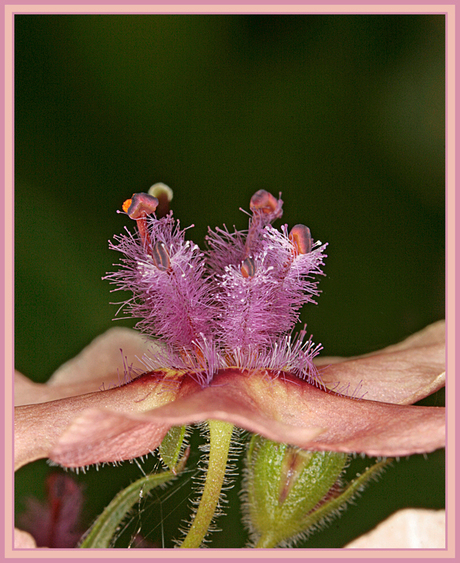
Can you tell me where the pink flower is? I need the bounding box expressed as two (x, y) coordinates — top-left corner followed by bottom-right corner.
(14, 188), (445, 471)
(14, 318), (445, 472)
(17, 473), (84, 548)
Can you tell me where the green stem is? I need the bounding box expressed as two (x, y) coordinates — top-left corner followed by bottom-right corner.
(79, 454), (188, 548)
(179, 420), (234, 548)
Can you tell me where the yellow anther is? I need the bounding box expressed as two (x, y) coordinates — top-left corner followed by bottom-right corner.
(148, 183), (173, 218)
(148, 183), (173, 203)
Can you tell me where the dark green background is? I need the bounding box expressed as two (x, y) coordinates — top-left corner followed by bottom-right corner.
(15, 14), (445, 548)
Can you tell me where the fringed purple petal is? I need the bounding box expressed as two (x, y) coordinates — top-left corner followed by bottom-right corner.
(105, 215), (217, 364)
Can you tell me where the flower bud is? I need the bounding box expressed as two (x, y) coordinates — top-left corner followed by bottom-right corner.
(242, 435), (349, 548)
(243, 435), (391, 548)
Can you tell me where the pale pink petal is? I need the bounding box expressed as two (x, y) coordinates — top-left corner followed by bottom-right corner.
(45, 369), (444, 468)
(15, 328), (155, 406)
(48, 327), (154, 385)
(49, 409), (172, 468)
(14, 528), (37, 548)
(15, 322), (446, 470)
(344, 509), (445, 548)
(378, 320), (445, 352)
(14, 371), (42, 407)
(316, 321), (445, 404)
(134, 370), (445, 457)
(14, 369), (182, 470)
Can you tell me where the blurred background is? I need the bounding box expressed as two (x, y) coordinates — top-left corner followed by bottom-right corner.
(14, 14), (445, 548)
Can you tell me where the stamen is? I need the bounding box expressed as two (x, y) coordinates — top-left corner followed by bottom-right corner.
(148, 183), (173, 218)
(122, 192), (159, 251)
(123, 193), (159, 219)
(122, 198), (132, 213)
(289, 224), (312, 256)
(250, 189), (280, 215)
(152, 241), (171, 271)
(241, 256), (256, 278)
(244, 190), (283, 259)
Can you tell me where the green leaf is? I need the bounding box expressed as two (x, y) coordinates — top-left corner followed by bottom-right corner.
(79, 454), (188, 548)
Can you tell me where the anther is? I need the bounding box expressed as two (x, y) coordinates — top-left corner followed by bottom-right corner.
(289, 224), (312, 256)
(241, 256), (256, 278)
(148, 183), (173, 218)
(152, 241), (171, 271)
(122, 193), (159, 251)
(245, 190), (283, 257)
(123, 192), (159, 219)
(250, 189), (280, 215)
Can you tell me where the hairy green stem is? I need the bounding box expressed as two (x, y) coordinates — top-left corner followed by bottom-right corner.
(79, 453), (188, 548)
(179, 420), (234, 548)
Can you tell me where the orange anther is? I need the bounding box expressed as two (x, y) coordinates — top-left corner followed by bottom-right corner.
(250, 189), (279, 215)
(123, 192), (159, 220)
(121, 193), (159, 253)
(122, 198), (133, 213)
(289, 224), (312, 255)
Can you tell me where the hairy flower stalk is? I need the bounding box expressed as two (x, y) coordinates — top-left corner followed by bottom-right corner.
(179, 420), (235, 548)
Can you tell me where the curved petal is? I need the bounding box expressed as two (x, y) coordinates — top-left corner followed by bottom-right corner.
(14, 528), (38, 548)
(43, 369), (444, 468)
(15, 328), (155, 406)
(378, 320), (445, 351)
(317, 321), (445, 404)
(344, 509), (445, 548)
(14, 369), (182, 470)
